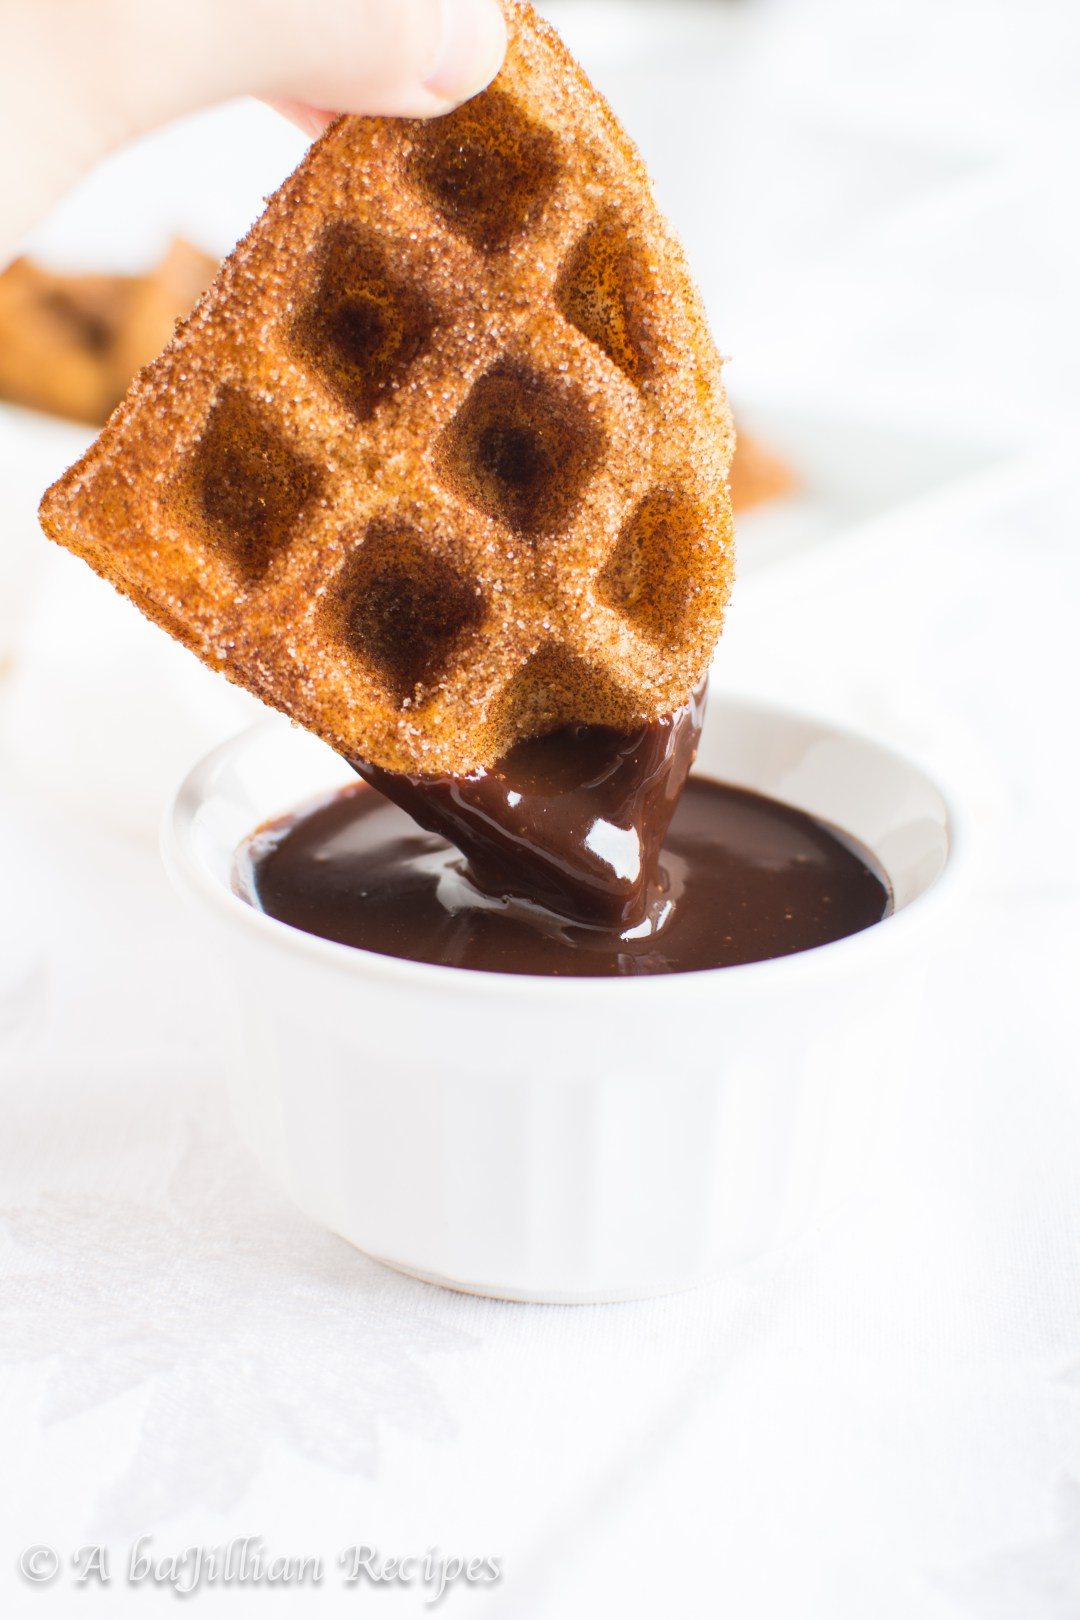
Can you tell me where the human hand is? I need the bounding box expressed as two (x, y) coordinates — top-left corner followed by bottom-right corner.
(2, 0), (507, 258)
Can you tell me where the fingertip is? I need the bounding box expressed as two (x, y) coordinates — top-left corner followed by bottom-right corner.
(265, 96), (337, 139)
(424, 0), (507, 109)
(264, 0), (509, 130)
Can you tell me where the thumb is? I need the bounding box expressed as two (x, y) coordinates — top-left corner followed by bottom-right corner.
(121, 0), (508, 126)
(3, 0), (506, 254)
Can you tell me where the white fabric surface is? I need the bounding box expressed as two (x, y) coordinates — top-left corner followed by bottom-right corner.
(2, 1), (1079, 1614)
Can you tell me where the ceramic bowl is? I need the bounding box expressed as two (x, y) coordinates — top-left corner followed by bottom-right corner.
(163, 695), (963, 1303)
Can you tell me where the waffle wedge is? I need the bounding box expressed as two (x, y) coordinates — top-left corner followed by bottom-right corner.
(0, 257), (127, 424)
(39, 0), (734, 775)
(1, 243), (216, 427)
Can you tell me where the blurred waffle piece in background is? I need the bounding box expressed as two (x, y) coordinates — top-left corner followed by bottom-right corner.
(0, 258), (125, 425)
(0, 240), (216, 426)
(730, 427), (796, 511)
(110, 241), (218, 406)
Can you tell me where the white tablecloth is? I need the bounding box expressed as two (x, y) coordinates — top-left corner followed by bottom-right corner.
(2, 2), (1079, 1614)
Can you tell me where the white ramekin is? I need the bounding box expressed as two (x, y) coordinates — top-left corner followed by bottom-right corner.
(163, 696), (963, 1303)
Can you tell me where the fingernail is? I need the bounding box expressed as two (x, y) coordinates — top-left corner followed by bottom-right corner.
(425, 0), (507, 107)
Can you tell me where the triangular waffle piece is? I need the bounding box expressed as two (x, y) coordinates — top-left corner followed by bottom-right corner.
(0, 257), (129, 424)
(39, 0), (734, 776)
(0, 242), (217, 427)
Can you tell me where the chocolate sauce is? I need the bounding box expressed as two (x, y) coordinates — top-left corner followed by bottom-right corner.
(349, 686), (705, 932)
(238, 745), (891, 978)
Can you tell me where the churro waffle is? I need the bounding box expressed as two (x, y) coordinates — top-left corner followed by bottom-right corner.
(40, 0), (734, 775)
(730, 429), (796, 511)
(110, 240), (219, 408)
(0, 243), (216, 426)
(0, 257), (127, 424)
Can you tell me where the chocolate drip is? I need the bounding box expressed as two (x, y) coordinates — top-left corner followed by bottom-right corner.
(348, 685), (705, 932)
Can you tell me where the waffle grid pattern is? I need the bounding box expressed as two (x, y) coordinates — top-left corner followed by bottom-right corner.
(41, 0), (734, 774)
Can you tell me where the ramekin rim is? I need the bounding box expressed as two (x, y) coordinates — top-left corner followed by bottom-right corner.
(162, 696), (972, 1002)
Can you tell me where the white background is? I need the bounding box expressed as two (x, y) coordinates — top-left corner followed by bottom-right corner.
(1, 1), (1079, 1614)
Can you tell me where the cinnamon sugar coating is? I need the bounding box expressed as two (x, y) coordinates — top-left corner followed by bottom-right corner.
(39, 0), (735, 775)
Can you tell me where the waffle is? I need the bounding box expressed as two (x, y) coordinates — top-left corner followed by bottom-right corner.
(0, 257), (127, 424)
(110, 240), (219, 408)
(39, 0), (735, 776)
(730, 428), (796, 511)
(0, 242), (216, 426)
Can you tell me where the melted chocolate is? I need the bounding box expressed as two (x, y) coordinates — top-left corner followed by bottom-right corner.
(349, 686), (705, 932)
(238, 768), (892, 979)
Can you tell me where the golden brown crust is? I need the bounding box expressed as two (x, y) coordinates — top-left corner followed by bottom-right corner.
(39, 0), (735, 775)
